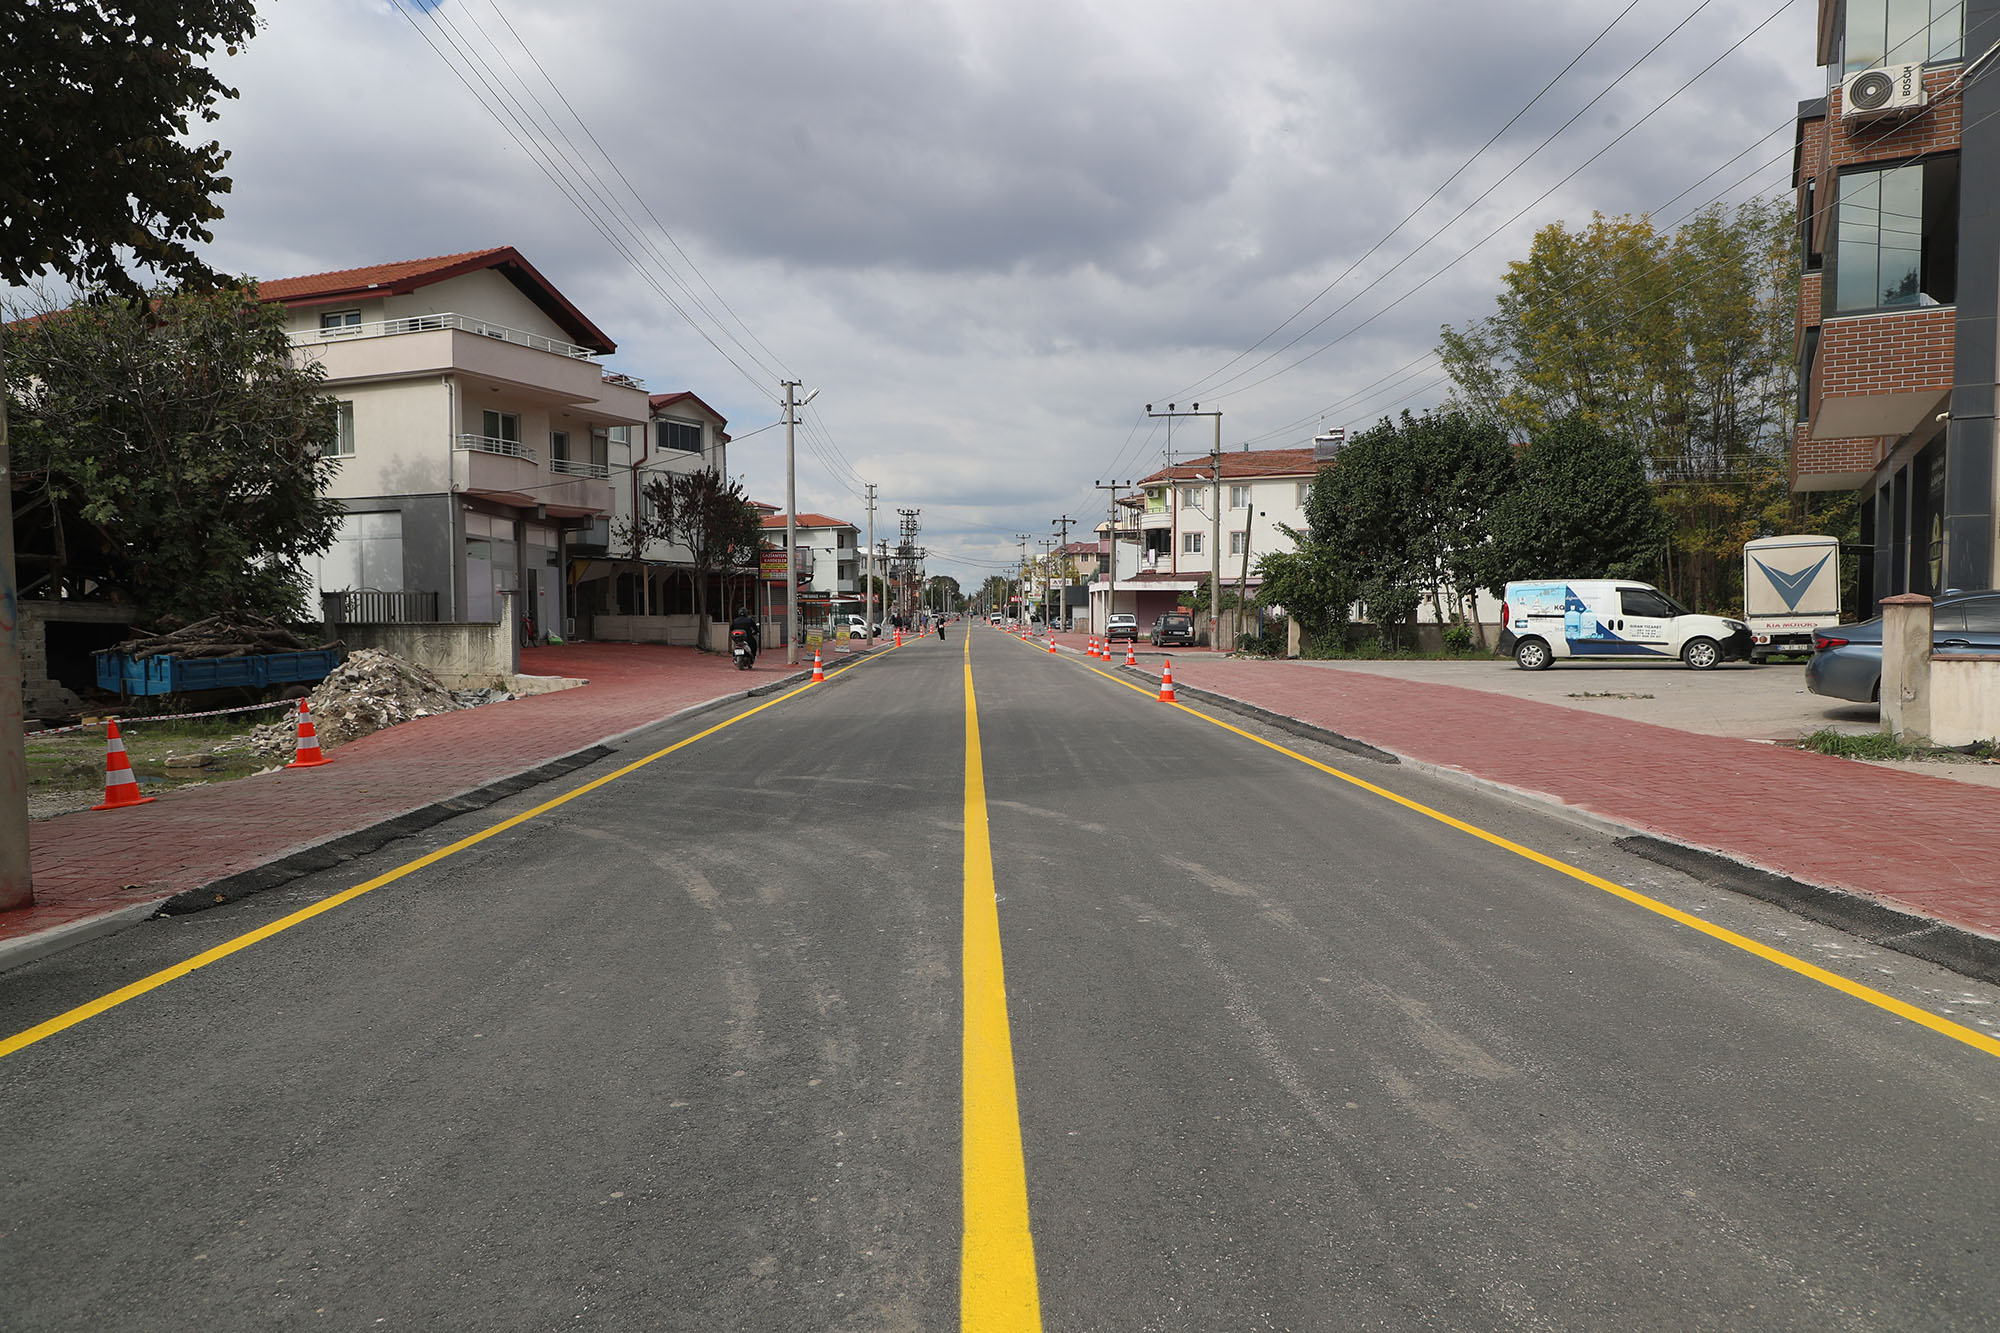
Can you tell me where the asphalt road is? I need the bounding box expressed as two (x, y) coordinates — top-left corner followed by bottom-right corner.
(2, 625), (1997, 1330)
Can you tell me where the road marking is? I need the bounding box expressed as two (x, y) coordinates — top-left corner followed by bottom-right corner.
(961, 630), (1043, 1330)
(0, 649), (894, 1062)
(1048, 647), (2000, 1064)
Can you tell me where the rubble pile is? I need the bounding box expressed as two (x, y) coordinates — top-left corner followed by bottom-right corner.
(234, 649), (512, 754)
(112, 614), (335, 659)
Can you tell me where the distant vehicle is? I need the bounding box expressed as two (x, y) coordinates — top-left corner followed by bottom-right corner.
(1806, 589), (2000, 703)
(836, 614), (879, 639)
(989, 612), (1003, 625)
(1498, 579), (1751, 670)
(1744, 535), (1842, 661)
(1150, 612), (1196, 646)
(1106, 613), (1140, 642)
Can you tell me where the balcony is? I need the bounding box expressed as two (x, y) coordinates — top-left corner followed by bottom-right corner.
(1808, 307), (1953, 442)
(291, 313), (649, 419)
(456, 433), (541, 506)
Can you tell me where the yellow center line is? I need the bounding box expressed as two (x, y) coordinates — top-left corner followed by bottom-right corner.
(961, 630), (1043, 1330)
(1056, 651), (2000, 1063)
(0, 647), (893, 1062)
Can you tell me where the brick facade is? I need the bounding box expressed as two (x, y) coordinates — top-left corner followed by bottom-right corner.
(1811, 306), (1955, 405)
(1791, 422), (1882, 488)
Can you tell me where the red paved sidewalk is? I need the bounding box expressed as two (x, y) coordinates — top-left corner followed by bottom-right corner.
(1140, 657), (2000, 939)
(5, 642), (833, 948)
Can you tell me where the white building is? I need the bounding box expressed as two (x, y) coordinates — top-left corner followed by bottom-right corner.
(760, 512), (862, 611)
(271, 247), (651, 639)
(1091, 447), (1321, 634)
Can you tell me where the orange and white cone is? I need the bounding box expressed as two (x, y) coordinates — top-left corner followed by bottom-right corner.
(811, 648), (825, 682)
(1047, 635), (1057, 653)
(1086, 636), (1098, 659)
(895, 629), (902, 647)
(1125, 642), (1138, 667)
(287, 699), (330, 768)
(1157, 658), (1178, 703)
(91, 718), (157, 810)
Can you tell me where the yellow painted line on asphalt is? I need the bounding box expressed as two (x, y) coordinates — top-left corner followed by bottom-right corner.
(960, 630), (1043, 1330)
(0, 648), (894, 1063)
(1044, 645), (2000, 1064)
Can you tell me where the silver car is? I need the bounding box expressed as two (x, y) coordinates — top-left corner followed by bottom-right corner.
(1805, 590), (2000, 703)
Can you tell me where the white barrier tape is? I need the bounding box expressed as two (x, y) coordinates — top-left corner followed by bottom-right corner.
(26, 698), (301, 738)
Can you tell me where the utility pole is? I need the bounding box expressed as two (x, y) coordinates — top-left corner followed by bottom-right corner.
(1013, 533), (1033, 624)
(1146, 403), (1223, 648)
(896, 509), (921, 627)
(864, 482), (877, 643)
(780, 380), (818, 665)
(1051, 514), (1074, 632)
(1, 356), (29, 910)
(1092, 480), (1130, 638)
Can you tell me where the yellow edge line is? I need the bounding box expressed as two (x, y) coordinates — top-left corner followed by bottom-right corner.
(0, 647), (897, 1062)
(961, 630), (1043, 1330)
(1028, 640), (2000, 1062)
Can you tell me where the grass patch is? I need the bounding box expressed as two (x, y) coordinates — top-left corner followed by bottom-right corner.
(25, 713), (287, 798)
(1798, 728), (1919, 760)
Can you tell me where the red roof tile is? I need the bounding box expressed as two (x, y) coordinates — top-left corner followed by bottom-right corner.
(257, 246), (617, 354)
(1137, 447), (1323, 484)
(761, 512), (857, 530)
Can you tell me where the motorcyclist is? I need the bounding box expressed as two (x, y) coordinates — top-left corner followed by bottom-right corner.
(728, 607), (760, 663)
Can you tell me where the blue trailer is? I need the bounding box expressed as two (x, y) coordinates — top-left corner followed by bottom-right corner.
(94, 648), (344, 697)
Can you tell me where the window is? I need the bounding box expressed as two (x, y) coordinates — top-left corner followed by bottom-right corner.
(1801, 178), (1821, 271)
(1830, 156), (1958, 313)
(550, 430), (569, 462)
(657, 418), (702, 453)
(1798, 326), (1820, 422)
(1229, 531), (1248, 556)
(1297, 481), (1313, 506)
(316, 510), (403, 593)
(1844, 0), (1961, 74)
(319, 309), (361, 335)
(1620, 588), (1677, 618)
(1182, 532), (1203, 554)
(482, 410), (520, 443)
(1181, 486), (1206, 510)
(1229, 484), (1251, 509)
(323, 401), (355, 457)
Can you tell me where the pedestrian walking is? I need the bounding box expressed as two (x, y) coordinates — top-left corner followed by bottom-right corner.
(938, 620), (947, 642)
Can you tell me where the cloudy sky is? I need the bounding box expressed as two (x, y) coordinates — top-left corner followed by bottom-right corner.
(189, 0), (1820, 586)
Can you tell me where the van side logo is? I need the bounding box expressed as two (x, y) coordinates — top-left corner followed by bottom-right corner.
(1753, 552), (1832, 611)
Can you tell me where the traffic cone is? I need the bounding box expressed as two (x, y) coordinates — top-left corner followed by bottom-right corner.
(1125, 642), (1138, 667)
(91, 718), (156, 810)
(286, 699), (330, 768)
(895, 629), (902, 647)
(811, 648), (825, 682)
(1086, 636), (1098, 659)
(1047, 635), (1057, 653)
(1157, 658), (1178, 703)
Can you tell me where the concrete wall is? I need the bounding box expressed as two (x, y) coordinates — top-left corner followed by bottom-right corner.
(593, 613), (702, 647)
(17, 602), (139, 720)
(335, 591), (519, 688)
(1881, 593), (2000, 745)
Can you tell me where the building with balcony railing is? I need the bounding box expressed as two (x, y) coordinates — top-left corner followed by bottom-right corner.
(267, 247), (652, 638)
(1793, 0), (2000, 608)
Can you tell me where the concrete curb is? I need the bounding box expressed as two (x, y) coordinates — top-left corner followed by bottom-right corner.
(1126, 666), (2000, 986)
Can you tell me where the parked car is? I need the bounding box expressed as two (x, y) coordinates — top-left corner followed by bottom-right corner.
(836, 614), (880, 640)
(1150, 612), (1196, 646)
(1806, 589), (2000, 703)
(1498, 579), (1751, 670)
(1106, 613), (1140, 642)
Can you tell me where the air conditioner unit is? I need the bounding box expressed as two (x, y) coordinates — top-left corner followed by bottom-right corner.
(1842, 63), (1927, 121)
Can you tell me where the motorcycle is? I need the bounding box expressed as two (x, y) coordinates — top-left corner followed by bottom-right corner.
(729, 626), (758, 671)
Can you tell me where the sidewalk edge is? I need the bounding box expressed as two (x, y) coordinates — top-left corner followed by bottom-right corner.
(1135, 668), (2000, 986)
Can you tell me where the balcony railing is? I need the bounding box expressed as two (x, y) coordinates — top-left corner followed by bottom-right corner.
(320, 589), (441, 625)
(293, 312), (645, 388)
(549, 456), (610, 479)
(457, 432), (539, 463)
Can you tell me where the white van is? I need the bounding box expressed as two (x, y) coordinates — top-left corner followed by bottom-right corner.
(1498, 580), (1752, 671)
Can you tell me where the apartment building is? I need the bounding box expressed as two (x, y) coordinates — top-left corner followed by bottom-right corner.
(1794, 0), (2000, 608)
(272, 248), (650, 639)
(1092, 447), (1320, 631)
(760, 512), (862, 621)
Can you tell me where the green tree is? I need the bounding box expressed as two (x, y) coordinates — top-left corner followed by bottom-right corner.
(1254, 527), (1355, 651)
(1489, 414), (1665, 585)
(1304, 417), (1428, 646)
(1438, 200), (1798, 610)
(627, 468), (762, 651)
(6, 284), (344, 625)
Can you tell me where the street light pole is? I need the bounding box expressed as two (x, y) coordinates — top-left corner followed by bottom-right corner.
(864, 481), (877, 644)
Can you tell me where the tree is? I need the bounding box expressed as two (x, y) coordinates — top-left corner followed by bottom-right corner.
(6, 283), (344, 625)
(627, 469), (762, 651)
(1304, 417), (1428, 647)
(924, 573), (963, 613)
(1254, 527), (1355, 650)
(1, 0), (258, 908)
(1438, 201), (1799, 610)
(1489, 414), (1665, 585)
